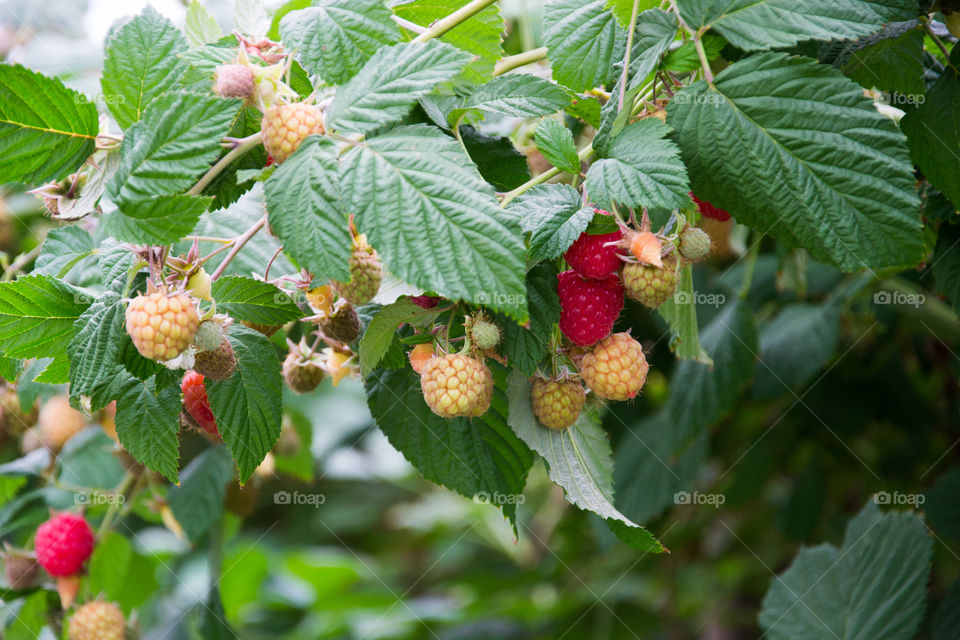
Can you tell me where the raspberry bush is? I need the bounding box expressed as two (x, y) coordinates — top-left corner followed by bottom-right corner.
(0, 0), (957, 638)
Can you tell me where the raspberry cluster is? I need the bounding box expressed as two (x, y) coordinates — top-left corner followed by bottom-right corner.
(181, 371), (218, 436)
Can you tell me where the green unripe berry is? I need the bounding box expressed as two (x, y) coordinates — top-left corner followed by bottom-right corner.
(679, 227), (711, 262)
(471, 319), (501, 350)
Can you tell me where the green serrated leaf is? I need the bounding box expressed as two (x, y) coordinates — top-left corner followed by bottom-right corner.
(667, 52), (923, 271)
(394, 0), (504, 83)
(752, 301), (842, 400)
(168, 446), (234, 543)
(759, 502), (932, 640)
(108, 91), (240, 204)
(677, 0), (913, 51)
(98, 239), (140, 292)
(511, 184), (593, 261)
(604, 0), (661, 27)
(211, 275), (303, 324)
(506, 370), (664, 552)
(206, 326), (283, 481)
(662, 34), (725, 73)
(624, 8), (678, 91)
(280, 0), (400, 85)
(587, 117), (691, 211)
(0, 275), (89, 359)
(838, 22), (925, 95)
(33, 227), (95, 278)
(543, 0), (625, 92)
(101, 6), (188, 129)
(497, 264), (560, 376)
(103, 194), (213, 246)
(534, 118), (580, 175)
(459, 125), (531, 191)
(114, 375), (182, 481)
(366, 365), (533, 530)
(450, 74), (572, 124)
(0, 64), (99, 185)
(186, 1), (224, 48)
(67, 293), (126, 401)
(328, 40), (470, 133)
(902, 51), (960, 211)
(358, 299), (442, 375)
(33, 352), (71, 384)
(340, 124), (528, 321)
(263, 136), (351, 281)
(925, 467), (960, 541)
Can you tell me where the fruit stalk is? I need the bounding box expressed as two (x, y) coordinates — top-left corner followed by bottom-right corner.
(500, 143), (595, 206)
(187, 131), (264, 196)
(493, 47), (548, 76)
(210, 215), (267, 280)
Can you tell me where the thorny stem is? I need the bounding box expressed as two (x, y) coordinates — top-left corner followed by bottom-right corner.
(188, 132), (263, 196)
(500, 143), (595, 207)
(210, 216), (267, 280)
(412, 0), (498, 43)
(617, 0), (642, 112)
(493, 47), (548, 76)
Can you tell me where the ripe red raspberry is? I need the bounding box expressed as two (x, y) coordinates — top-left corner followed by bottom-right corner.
(181, 371), (218, 435)
(282, 352), (325, 393)
(34, 512), (94, 577)
(125, 290), (199, 361)
(531, 378), (585, 430)
(68, 601), (125, 640)
(564, 228), (623, 279)
(193, 338), (236, 381)
(332, 234), (382, 305)
(557, 270), (623, 346)
(691, 193), (731, 221)
(580, 333), (649, 401)
(214, 64), (255, 100)
(261, 102), (325, 163)
(622, 256), (679, 308)
(420, 354), (493, 418)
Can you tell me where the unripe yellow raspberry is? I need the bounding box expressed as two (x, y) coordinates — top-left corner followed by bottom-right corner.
(580, 333), (649, 401)
(68, 601), (125, 640)
(125, 290), (200, 361)
(332, 234), (382, 305)
(531, 378), (585, 430)
(622, 256), (679, 309)
(420, 354), (493, 418)
(261, 102), (325, 163)
(37, 395), (86, 452)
